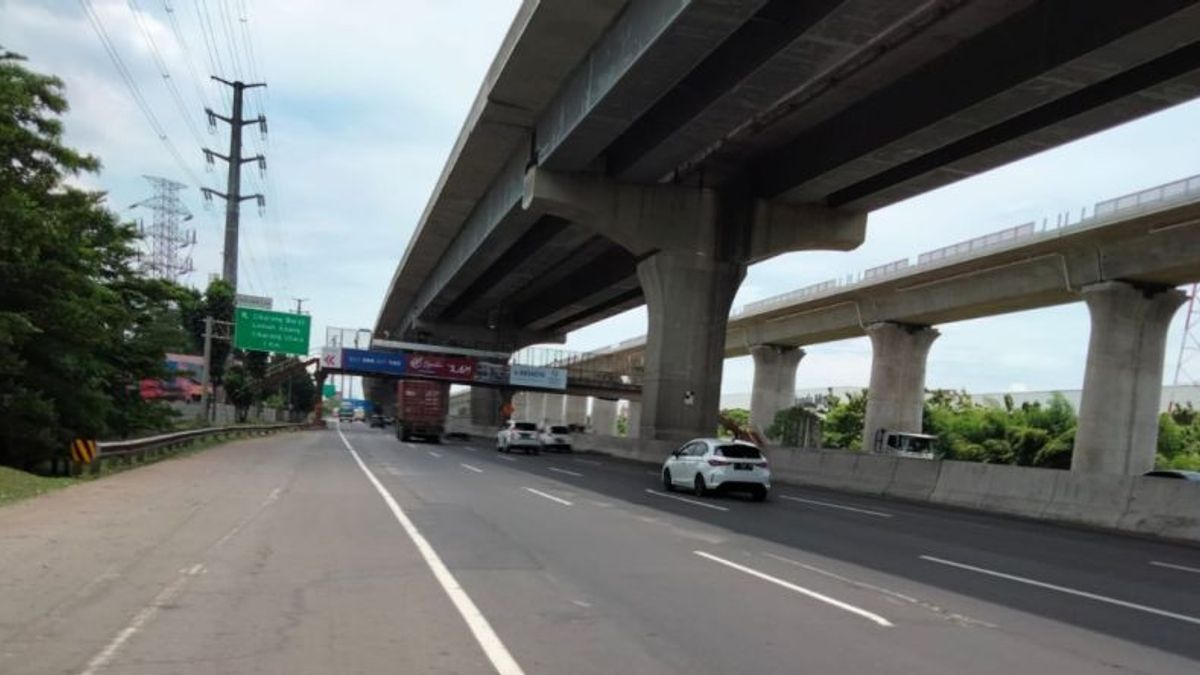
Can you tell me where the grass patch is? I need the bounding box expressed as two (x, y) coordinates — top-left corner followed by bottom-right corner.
(0, 466), (77, 506)
(1, 427), (298, 508)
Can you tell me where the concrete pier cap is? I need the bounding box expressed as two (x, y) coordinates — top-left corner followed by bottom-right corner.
(750, 345), (805, 436)
(1073, 281), (1186, 475)
(862, 322), (940, 451)
(523, 166), (866, 441)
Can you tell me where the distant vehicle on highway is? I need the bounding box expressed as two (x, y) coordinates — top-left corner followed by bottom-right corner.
(396, 380), (447, 443)
(353, 407), (366, 423)
(497, 420), (541, 454)
(369, 413), (387, 428)
(338, 404), (354, 422)
(662, 438), (770, 501)
(538, 425), (573, 452)
(1143, 469), (1200, 481)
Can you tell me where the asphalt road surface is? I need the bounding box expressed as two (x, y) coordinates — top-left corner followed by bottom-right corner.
(2, 424), (1199, 674)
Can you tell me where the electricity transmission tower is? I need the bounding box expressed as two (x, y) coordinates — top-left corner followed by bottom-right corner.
(202, 77), (266, 293)
(130, 175), (196, 280)
(1171, 283), (1200, 401)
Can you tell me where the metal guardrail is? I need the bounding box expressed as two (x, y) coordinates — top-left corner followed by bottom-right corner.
(94, 423), (304, 466)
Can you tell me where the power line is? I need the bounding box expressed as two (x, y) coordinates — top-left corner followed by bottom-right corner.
(215, 0), (244, 79)
(126, 0), (207, 149)
(161, 0), (213, 111)
(195, 0), (227, 92)
(78, 0), (204, 188)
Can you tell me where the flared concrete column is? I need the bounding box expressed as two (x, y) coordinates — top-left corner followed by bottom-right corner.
(469, 387), (504, 428)
(862, 322), (940, 452)
(638, 251), (745, 441)
(627, 401), (642, 439)
(591, 398), (617, 436)
(750, 345), (804, 436)
(543, 393), (566, 426)
(565, 396), (587, 427)
(1074, 281), (1186, 474)
(522, 392), (546, 423)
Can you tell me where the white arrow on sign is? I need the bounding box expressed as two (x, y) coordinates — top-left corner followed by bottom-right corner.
(321, 348), (342, 369)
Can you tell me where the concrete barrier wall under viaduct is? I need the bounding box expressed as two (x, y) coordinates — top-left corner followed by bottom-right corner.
(567, 435), (1200, 544)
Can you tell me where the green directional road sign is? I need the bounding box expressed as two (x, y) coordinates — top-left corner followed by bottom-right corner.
(233, 307), (311, 355)
(323, 383), (336, 398)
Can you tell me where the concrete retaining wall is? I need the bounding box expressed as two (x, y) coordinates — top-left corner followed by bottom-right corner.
(568, 436), (1200, 543)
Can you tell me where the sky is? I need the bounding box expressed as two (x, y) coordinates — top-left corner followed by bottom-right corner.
(5, 0), (1200, 400)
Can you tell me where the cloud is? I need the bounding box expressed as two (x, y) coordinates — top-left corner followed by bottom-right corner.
(6, 0), (1197, 398)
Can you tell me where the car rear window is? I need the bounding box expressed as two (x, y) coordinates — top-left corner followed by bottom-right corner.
(514, 422), (537, 431)
(715, 445), (762, 459)
(550, 426), (569, 434)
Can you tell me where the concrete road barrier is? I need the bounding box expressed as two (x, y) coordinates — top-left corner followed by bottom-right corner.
(492, 432), (1200, 543)
(884, 457), (942, 501)
(977, 464), (1058, 518)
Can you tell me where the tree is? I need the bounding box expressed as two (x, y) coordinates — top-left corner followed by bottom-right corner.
(822, 390), (868, 450)
(0, 50), (188, 467)
(768, 405), (823, 447)
(223, 365), (255, 423)
(718, 407), (750, 438)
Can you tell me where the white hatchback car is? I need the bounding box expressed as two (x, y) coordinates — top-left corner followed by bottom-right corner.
(497, 420), (541, 454)
(661, 438), (770, 501)
(538, 424), (573, 452)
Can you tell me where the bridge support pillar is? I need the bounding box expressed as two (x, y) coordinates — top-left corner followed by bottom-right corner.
(750, 345), (804, 437)
(862, 323), (939, 452)
(627, 400), (642, 439)
(522, 392), (546, 424)
(638, 251), (744, 441)
(565, 396), (587, 428)
(591, 398), (617, 436)
(469, 387), (505, 429)
(1074, 281), (1185, 474)
(543, 393), (566, 426)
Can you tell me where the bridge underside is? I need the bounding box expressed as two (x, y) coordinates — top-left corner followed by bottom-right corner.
(378, 0), (1200, 442)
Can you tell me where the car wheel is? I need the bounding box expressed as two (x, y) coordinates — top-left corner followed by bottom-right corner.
(752, 486), (768, 502)
(662, 469), (674, 492)
(693, 475), (707, 498)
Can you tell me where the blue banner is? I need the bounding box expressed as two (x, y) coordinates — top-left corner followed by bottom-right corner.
(341, 349), (407, 376)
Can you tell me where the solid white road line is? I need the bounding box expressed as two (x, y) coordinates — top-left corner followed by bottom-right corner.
(338, 427), (524, 675)
(548, 467), (583, 478)
(80, 564), (206, 675)
(461, 463), (484, 474)
(428, 450), (443, 458)
(644, 488), (729, 512)
(523, 487), (573, 506)
(1150, 560), (1200, 575)
(778, 494), (892, 518)
(921, 555), (1200, 626)
(573, 458), (602, 466)
(694, 551), (893, 628)
(497, 455), (518, 462)
(763, 552), (994, 628)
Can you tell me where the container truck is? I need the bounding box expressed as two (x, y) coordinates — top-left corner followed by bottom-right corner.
(395, 379), (448, 443)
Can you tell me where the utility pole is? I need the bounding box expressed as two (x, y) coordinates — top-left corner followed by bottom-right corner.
(198, 316), (234, 423)
(203, 77), (267, 293)
(293, 297), (308, 314)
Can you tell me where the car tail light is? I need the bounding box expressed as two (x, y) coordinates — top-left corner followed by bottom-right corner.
(708, 458), (731, 466)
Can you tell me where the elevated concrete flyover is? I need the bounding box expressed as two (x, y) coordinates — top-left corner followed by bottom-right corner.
(377, 0), (1200, 443)
(577, 176), (1200, 473)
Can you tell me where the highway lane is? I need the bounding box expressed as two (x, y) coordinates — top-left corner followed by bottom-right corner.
(1, 424), (1197, 674)
(346, 425), (1200, 673)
